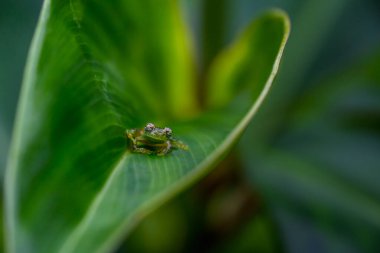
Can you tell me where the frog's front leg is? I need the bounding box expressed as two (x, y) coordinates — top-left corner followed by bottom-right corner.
(126, 129), (150, 154)
(132, 147), (154, 155)
(125, 129), (138, 146)
(157, 141), (172, 156)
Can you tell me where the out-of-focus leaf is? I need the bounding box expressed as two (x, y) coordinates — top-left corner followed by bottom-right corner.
(244, 0), (348, 147)
(212, 214), (281, 253)
(207, 10), (288, 108)
(5, 0), (289, 252)
(243, 53), (380, 252)
(0, 0), (42, 178)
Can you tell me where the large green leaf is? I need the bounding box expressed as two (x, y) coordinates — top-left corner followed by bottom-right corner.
(5, 0), (289, 252)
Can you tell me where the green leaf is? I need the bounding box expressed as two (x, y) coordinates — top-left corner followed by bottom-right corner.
(5, 0), (289, 252)
(207, 10), (289, 108)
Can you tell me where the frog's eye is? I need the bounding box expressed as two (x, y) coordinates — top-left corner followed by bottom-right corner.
(145, 123), (155, 132)
(164, 127), (172, 137)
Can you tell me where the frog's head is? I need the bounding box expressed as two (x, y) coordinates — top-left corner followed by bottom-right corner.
(143, 123), (172, 142)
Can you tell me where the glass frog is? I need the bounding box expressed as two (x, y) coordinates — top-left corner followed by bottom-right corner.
(125, 123), (188, 156)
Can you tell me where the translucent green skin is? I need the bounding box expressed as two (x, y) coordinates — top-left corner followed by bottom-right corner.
(125, 126), (188, 156)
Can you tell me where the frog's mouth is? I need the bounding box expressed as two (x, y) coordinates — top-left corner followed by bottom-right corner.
(136, 139), (169, 152)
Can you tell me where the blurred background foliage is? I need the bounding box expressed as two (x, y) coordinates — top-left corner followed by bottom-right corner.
(1, 0), (380, 252)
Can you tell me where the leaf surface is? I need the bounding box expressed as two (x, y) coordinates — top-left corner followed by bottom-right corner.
(5, 1), (289, 252)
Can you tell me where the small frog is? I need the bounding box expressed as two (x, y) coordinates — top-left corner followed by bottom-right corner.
(125, 123), (188, 156)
